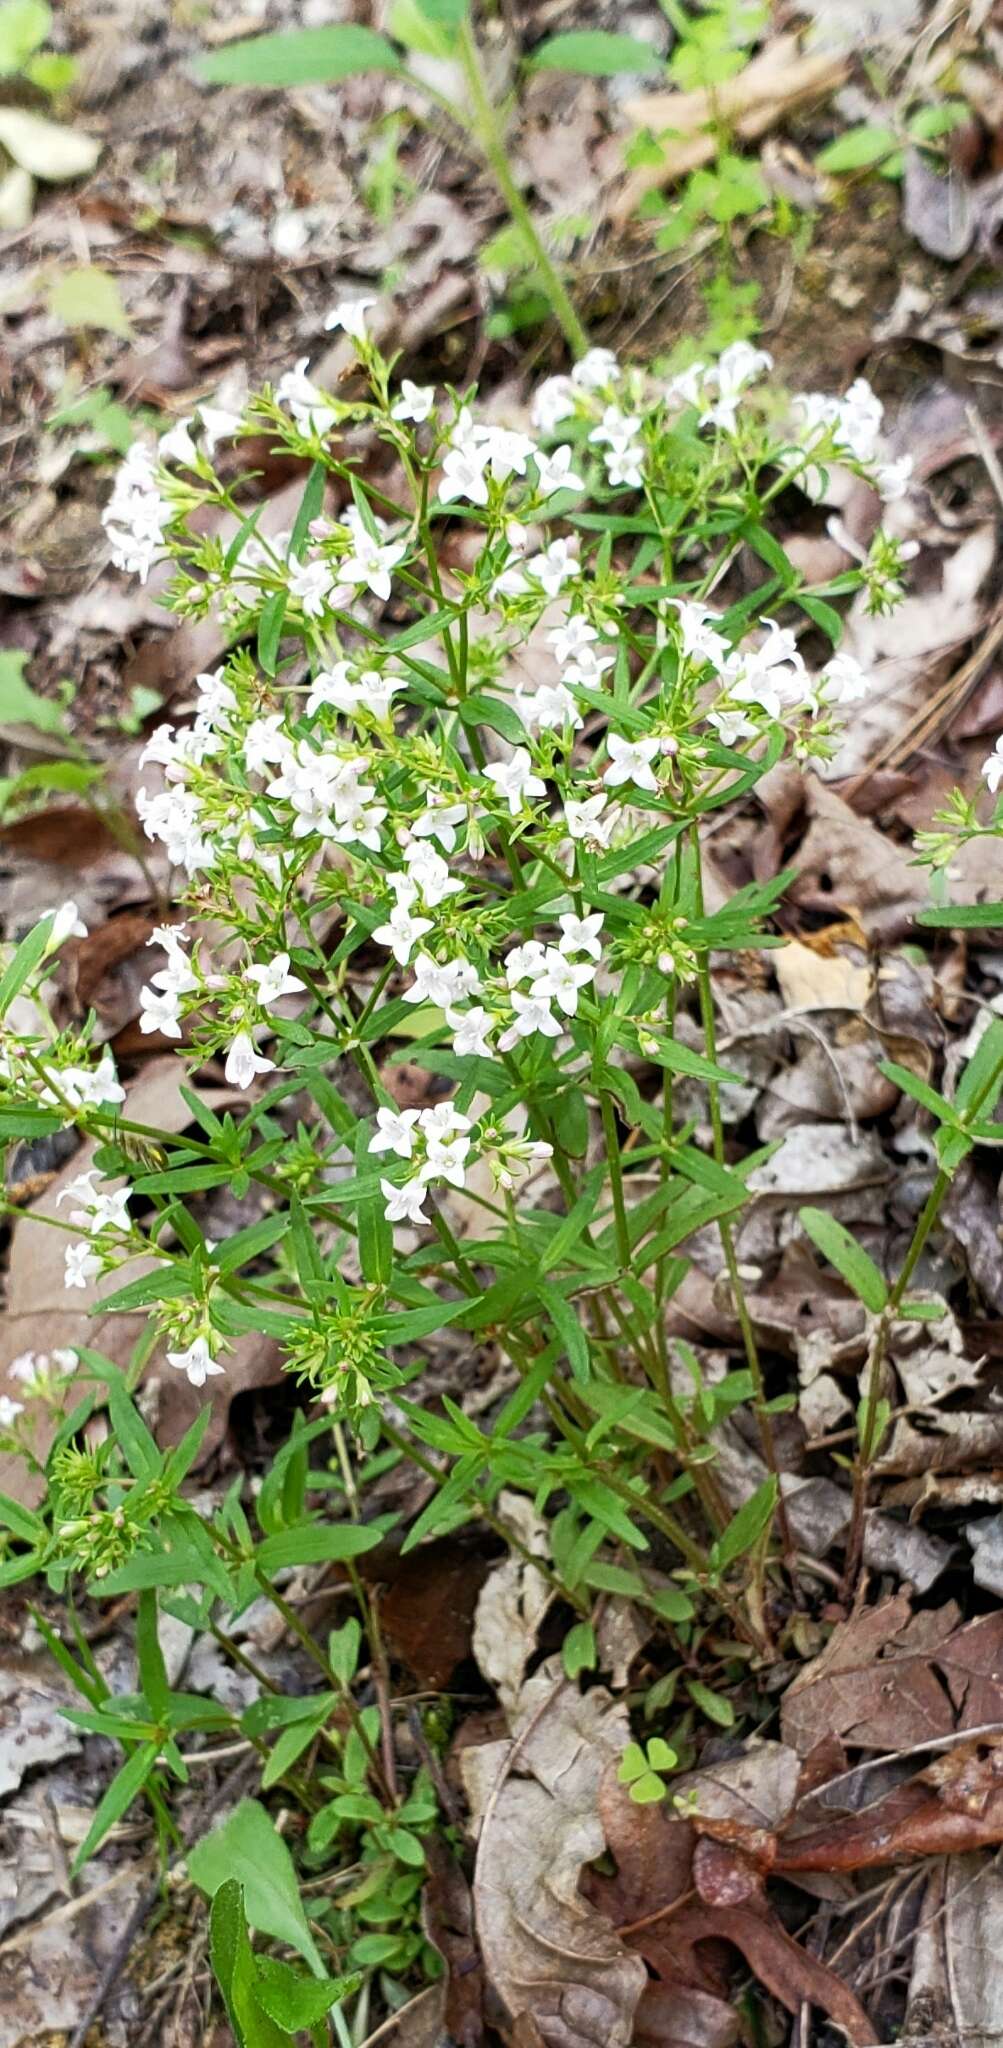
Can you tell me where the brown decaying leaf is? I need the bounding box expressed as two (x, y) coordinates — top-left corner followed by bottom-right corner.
(591, 1767), (877, 2046)
(467, 1661), (647, 2048)
(781, 1595), (1003, 1756)
(367, 1531), (492, 1690)
(422, 1837), (485, 2048)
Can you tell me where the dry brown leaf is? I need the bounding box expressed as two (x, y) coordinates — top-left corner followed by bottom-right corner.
(468, 1660), (647, 2048)
(472, 1492), (552, 1713)
(612, 36), (847, 220)
(906, 1854), (1003, 2048)
(773, 939), (873, 1014)
(781, 1597), (1003, 1755)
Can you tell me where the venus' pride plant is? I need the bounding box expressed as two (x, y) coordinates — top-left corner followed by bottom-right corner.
(3, 310), (1003, 2025)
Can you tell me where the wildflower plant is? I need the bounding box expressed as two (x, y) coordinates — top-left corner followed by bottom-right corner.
(0, 307), (977, 2026)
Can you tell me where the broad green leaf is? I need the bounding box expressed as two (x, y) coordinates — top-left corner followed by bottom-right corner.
(210, 1881), (287, 2048)
(528, 29), (663, 75)
(799, 1206), (888, 1313)
(562, 1620), (597, 1680)
(816, 124), (897, 173)
(0, 0), (50, 75)
(686, 1678), (735, 1727)
(254, 1955), (357, 2031)
(196, 25), (402, 88)
(48, 265), (131, 336)
(189, 1798), (325, 1974)
(255, 1521), (385, 1571)
(0, 649), (66, 734)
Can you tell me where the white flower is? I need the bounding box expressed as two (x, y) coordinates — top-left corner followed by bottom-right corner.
(410, 803), (466, 853)
(564, 794), (613, 847)
(381, 1175), (429, 1225)
(483, 748), (546, 815)
(419, 1103), (471, 1142)
(246, 952), (305, 1005)
(102, 442), (171, 582)
(289, 558), (335, 618)
(421, 1133), (470, 1188)
(604, 441), (644, 489)
(982, 737), (1003, 796)
(673, 600), (728, 670)
(276, 358), (338, 438)
(506, 939), (548, 986)
(65, 1240), (101, 1289)
(524, 535), (579, 598)
(572, 347), (620, 391)
(404, 954), (481, 1007)
(369, 1106), (421, 1159)
(10, 1348), (76, 1390)
(531, 947), (594, 1017)
(498, 991), (562, 1050)
(244, 714), (288, 775)
(403, 840), (463, 906)
(340, 528), (407, 602)
(439, 443), (491, 507)
(224, 1032), (276, 1089)
(160, 416), (198, 467)
(819, 651), (868, 706)
(604, 733), (661, 791)
(392, 379), (435, 423)
(140, 985), (183, 1038)
(548, 613), (597, 665)
(531, 374), (576, 433)
(43, 900), (88, 951)
(200, 403), (243, 452)
(875, 454), (913, 501)
(0, 1395), (23, 1428)
(558, 910), (603, 960)
(447, 1004), (493, 1057)
(516, 681), (581, 734)
(700, 341), (773, 434)
(533, 445), (585, 496)
(372, 901), (433, 965)
(167, 1338), (225, 1390)
(324, 295), (377, 340)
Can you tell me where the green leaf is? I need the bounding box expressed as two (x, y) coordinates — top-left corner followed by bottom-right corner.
(255, 1521), (385, 1571)
(210, 1881), (288, 2048)
(458, 692), (527, 745)
(686, 1678), (735, 1728)
(956, 1017), (1003, 1122)
(72, 1742), (158, 1874)
(196, 25), (402, 88)
(47, 265), (131, 337)
(815, 123), (898, 173)
(562, 1619), (597, 1680)
(799, 1206), (889, 1313)
(254, 1955), (355, 2031)
(135, 1591), (170, 1723)
(710, 1477), (778, 1573)
(0, 0), (50, 76)
(0, 910), (55, 1017)
(536, 1281), (591, 1384)
(257, 591), (287, 677)
(387, 0), (456, 57)
(918, 901), (1003, 929)
(528, 29), (663, 75)
(0, 649), (66, 734)
(189, 1799), (325, 1975)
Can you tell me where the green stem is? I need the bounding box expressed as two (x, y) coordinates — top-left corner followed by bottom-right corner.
(456, 23), (589, 358)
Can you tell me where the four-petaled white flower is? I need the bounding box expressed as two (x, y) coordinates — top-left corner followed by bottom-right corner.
(246, 952), (305, 1005)
(381, 1175), (429, 1225)
(0, 1395), (24, 1428)
(531, 948), (594, 1017)
(65, 1241), (101, 1289)
(392, 380), (435, 423)
(533, 445), (585, 496)
(604, 733), (661, 791)
(369, 1106), (421, 1159)
(564, 794), (613, 847)
(167, 1338), (225, 1389)
(483, 749), (546, 815)
(558, 911), (604, 960)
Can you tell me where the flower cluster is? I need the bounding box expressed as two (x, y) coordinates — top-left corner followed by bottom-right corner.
(1, 305), (923, 1406)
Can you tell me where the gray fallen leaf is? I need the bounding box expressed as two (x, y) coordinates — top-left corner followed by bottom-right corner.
(904, 148), (976, 261)
(965, 1514), (1003, 1598)
(0, 1657), (80, 1800)
(0, 109), (101, 182)
(747, 1121), (888, 1197)
(472, 1492), (552, 1713)
(468, 1660), (646, 2048)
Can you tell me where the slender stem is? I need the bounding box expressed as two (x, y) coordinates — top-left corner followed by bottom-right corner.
(600, 1091), (633, 1272)
(456, 23), (589, 358)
